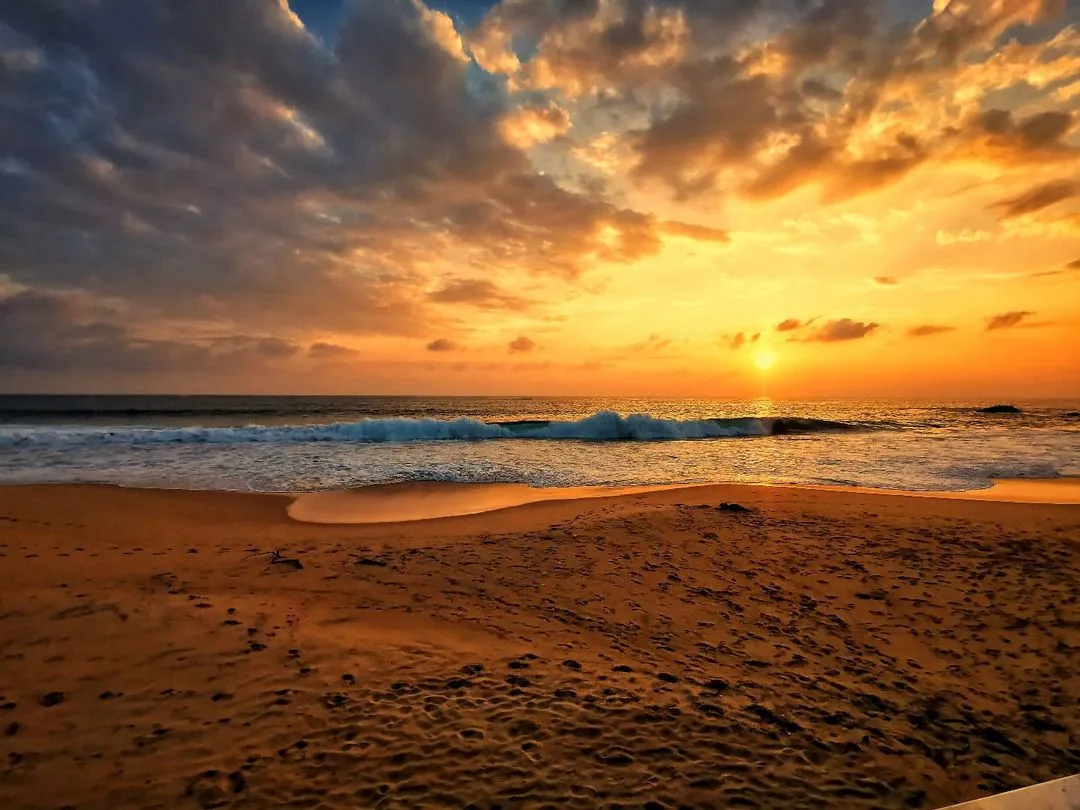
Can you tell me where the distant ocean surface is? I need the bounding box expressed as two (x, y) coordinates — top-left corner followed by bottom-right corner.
(0, 395), (1077, 493)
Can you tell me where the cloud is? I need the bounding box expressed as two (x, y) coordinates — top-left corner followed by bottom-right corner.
(426, 338), (459, 352)
(2, 0), (1077, 390)
(907, 324), (955, 338)
(661, 221), (731, 243)
(427, 278), (534, 310)
(1068, 259), (1080, 269)
(776, 318), (805, 332)
(0, 0), (693, 367)
(308, 342), (359, 360)
(475, 0), (694, 98)
(728, 332), (746, 350)
(498, 101), (572, 148)
(991, 180), (1080, 219)
(962, 109), (1076, 163)
(612, 1), (1076, 202)
(801, 318), (880, 343)
(936, 229), (993, 246)
(631, 333), (672, 352)
(986, 310), (1034, 330)
(508, 335), (538, 353)
(0, 288), (302, 373)
(873, 276), (899, 286)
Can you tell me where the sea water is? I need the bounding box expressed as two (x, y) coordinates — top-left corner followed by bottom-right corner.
(0, 395), (1077, 493)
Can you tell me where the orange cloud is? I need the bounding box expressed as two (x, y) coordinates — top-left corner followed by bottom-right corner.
(498, 101), (572, 149)
(908, 325), (955, 337)
(986, 311), (1034, 330)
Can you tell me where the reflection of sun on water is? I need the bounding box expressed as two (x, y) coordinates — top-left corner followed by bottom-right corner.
(753, 350), (778, 371)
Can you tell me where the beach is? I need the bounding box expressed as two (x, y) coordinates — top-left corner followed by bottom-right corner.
(0, 482), (1077, 809)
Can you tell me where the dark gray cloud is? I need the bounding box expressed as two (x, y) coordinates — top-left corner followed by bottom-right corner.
(0, 288), (302, 372)
(308, 342), (359, 361)
(907, 324), (955, 338)
(508, 335), (538, 353)
(991, 179), (1079, 219)
(0, 0), (683, 377)
(426, 338), (459, 352)
(427, 278), (534, 310)
(801, 318), (880, 343)
(986, 311), (1034, 330)
(972, 109), (1075, 154)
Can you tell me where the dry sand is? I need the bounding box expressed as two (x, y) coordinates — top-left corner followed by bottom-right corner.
(0, 482), (1077, 809)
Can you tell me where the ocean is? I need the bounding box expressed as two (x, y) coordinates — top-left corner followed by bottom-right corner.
(0, 395), (1077, 493)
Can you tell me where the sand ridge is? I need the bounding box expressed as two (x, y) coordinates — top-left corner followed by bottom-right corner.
(0, 483), (1077, 809)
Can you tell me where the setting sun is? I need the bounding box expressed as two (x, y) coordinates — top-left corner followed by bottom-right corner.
(754, 350), (778, 372)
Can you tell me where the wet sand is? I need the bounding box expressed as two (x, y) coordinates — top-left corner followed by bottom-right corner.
(287, 479), (1080, 525)
(0, 482), (1078, 809)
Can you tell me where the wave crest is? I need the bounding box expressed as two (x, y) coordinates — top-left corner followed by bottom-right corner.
(0, 411), (861, 446)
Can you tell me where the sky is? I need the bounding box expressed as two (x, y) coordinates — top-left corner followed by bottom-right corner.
(1, 0), (1079, 398)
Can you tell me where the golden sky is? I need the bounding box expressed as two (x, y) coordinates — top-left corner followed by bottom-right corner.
(0, 0), (1078, 397)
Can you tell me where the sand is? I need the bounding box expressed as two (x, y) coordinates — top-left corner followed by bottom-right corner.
(287, 480), (1080, 526)
(0, 482), (1077, 810)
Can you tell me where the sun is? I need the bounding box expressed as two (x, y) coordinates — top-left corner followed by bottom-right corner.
(753, 350), (778, 371)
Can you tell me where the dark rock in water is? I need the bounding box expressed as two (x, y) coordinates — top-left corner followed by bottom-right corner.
(4, 721), (19, 736)
(657, 672), (679, 684)
(979, 404), (1022, 414)
(703, 678), (730, 692)
(40, 692), (65, 708)
(1065, 412), (1080, 418)
(717, 502), (752, 513)
(562, 659), (582, 670)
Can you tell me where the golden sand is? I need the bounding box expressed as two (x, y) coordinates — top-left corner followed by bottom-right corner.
(287, 479), (1080, 526)
(0, 483), (1077, 809)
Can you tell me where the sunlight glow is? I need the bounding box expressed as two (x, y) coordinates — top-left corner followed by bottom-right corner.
(754, 350), (778, 371)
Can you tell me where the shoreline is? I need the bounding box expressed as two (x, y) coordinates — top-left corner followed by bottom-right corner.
(1, 476), (1078, 527)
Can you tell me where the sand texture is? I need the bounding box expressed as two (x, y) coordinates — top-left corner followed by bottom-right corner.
(0, 483), (1077, 809)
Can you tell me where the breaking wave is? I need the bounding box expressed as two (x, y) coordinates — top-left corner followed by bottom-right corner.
(0, 411), (866, 446)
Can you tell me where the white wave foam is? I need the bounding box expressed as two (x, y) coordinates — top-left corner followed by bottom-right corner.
(0, 411), (780, 446)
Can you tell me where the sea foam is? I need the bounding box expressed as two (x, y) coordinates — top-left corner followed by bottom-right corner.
(0, 411), (855, 446)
